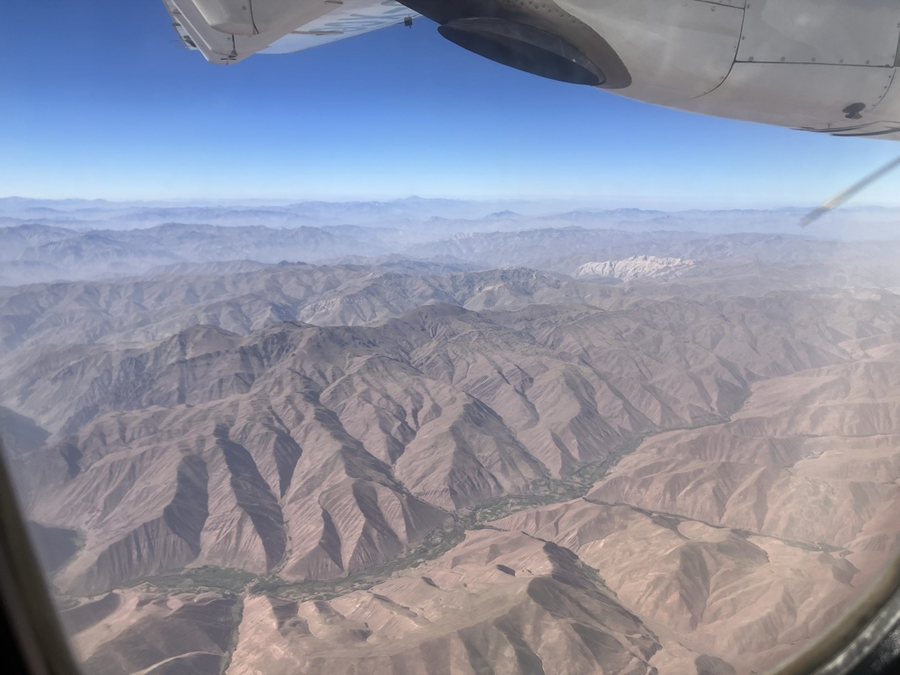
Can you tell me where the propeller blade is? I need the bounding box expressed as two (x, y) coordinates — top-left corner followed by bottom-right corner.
(800, 154), (900, 227)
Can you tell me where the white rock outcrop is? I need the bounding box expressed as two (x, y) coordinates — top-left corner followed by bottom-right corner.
(575, 255), (695, 280)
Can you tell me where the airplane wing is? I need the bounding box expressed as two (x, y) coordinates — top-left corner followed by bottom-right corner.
(163, 0), (417, 64)
(163, 0), (900, 141)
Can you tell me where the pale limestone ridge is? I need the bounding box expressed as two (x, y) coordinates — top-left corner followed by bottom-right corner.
(575, 255), (696, 280)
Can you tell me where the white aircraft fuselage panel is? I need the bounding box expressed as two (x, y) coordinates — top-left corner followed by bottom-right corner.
(736, 0), (899, 67)
(554, 0), (900, 138)
(555, 0), (745, 105)
(703, 0), (745, 8)
(687, 61), (897, 130)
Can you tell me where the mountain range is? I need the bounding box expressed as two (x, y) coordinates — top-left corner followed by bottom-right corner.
(3, 197), (900, 286)
(2, 206), (900, 674)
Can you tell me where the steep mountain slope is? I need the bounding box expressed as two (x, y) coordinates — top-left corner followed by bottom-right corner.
(63, 590), (240, 675)
(589, 356), (900, 559)
(0, 265), (611, 355)
(3, 259), (900, 674)
(490, 336), (900, 670)
(5, 289), (898, 597)
(493, 501), (862, 672)
(228, 530), (662, 675)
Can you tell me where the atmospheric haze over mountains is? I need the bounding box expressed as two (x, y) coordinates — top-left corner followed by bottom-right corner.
(1, 197), (900, 675)
(3, 196), (900, 286)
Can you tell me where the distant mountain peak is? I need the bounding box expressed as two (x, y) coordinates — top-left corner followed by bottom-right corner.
(485, 210), (522, 220)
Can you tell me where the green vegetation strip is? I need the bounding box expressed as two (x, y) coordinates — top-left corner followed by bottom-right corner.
(128, 405), (750, 603)
(129, 566), (257, 594)
(132, 435), (648, 602)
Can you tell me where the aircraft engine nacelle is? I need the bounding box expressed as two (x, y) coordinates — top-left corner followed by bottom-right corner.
(401, 0), (900, 138)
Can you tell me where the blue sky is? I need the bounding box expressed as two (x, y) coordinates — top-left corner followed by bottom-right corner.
(2, 1), (898, 208)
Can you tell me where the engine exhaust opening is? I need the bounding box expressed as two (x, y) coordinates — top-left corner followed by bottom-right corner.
(438, 18), (605, 86)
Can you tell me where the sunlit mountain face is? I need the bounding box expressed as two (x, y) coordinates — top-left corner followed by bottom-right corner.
(2, 198), (900, 674)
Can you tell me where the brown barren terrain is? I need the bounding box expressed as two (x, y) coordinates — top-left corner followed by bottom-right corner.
(2, 261), (899, 674)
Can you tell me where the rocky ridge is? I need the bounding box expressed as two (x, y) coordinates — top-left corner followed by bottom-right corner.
(576, 255), (696, 280)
